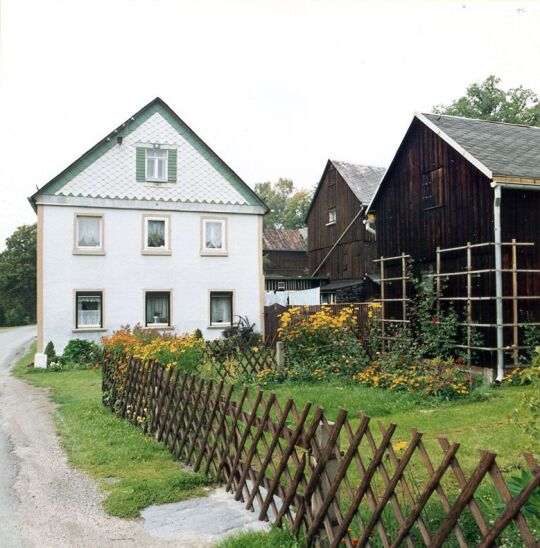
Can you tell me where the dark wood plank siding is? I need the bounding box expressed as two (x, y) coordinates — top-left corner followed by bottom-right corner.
(374, 119), (495, 263)
(263, 250), (308, 277)
(372, 118), (540, 355)
(307, 163), (376, 279)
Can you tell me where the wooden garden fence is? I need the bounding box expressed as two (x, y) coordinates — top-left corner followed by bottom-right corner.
(102, 353), (540, 547)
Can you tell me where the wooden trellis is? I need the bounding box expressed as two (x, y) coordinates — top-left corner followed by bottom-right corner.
(102, 354), (540, 547)
(432, 240), (540, 368)
(373, 253), (411, 351)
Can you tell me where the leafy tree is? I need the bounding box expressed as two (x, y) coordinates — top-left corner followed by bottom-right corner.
(254, 178), (312, 229)
(434, 75), (540, 126)
(0, 224), (37, 326)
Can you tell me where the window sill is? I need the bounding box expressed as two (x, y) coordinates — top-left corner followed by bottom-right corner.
(207, 324), (232, 329)
(144, 178), (169, 183)
(73, 327), (107, 333)
(142, 249), (172, 256)
(326, 221), (336, 227)
(200, 251), (228, 257)
(73, 249), (106, 256)
(423, 205), (444, 212)
(143, 325), (175, 331)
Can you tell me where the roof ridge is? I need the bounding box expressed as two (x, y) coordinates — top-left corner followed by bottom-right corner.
(422, 112), (540, 130)
(330, 159), (386, 169)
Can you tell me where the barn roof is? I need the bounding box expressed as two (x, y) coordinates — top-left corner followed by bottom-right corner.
(306, 159), (385, 220)
(368, 112), (540, 213)
(421, 113), (540, 180)
(263, 228), (307, 251)
(331, 161), (386, 204)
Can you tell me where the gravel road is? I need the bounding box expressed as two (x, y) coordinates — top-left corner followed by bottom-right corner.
(0, 326), (206, 547)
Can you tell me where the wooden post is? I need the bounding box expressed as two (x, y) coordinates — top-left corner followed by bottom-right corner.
(466, 242), (472, 371)
(511, 239), (519, 367)
(436, 246), (441, 318)
(275, 341), (285, 371)
(311, 420), (340, 542)
(380, 256), (385, 352)
(401, 253), (407, 322)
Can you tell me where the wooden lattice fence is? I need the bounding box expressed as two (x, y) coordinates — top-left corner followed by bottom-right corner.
(203, 341), (278, 380)
(102, 354), (540, 547)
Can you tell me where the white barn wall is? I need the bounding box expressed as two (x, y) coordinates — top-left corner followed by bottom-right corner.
(42, 204), (262, 352)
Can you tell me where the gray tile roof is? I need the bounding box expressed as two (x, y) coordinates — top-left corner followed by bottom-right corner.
(263, 229), (307, 251)
(422, 113), (540, 179)
(331, 160), (385, 204)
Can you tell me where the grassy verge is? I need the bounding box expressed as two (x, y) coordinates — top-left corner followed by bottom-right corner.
(261, 380), (535, 473)
(12, 343), (211, 518)
(218, 525), (302, 548)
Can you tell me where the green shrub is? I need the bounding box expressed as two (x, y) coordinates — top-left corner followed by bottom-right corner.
(63, 339), (102, 366)
(44, 341), (57, 364)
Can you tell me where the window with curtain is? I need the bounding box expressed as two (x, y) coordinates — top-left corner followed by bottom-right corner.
(203, 219), (225, 251)
(210, 292), (233, 325)
(76, 216), (102, 248)
(145, 218), (167, 248)
(145, 148), (168, 181)
(76, 291), (102, 328)
(145, 291), (171, 326)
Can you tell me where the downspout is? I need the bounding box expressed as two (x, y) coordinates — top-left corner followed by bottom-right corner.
(492, 184), (504, 382)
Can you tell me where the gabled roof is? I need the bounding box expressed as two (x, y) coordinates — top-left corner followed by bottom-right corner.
(263, 228), (307, 251)
(331, 160), (386, 204)
(29, 97), (267, 212)
(306, 159), (385, 220)
(368, 112), (540, 212)
(421, 113), (540, 180)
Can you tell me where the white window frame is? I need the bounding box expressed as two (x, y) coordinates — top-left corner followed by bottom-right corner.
(73, 213), (104, 255)
(200, 217), (228, 256)
(144, 290), (173, 328)
(209, 290), (234, 328)
(73, 289), (105, 331)
(142, 215), (171, 255)
(145, 147), (168, 182)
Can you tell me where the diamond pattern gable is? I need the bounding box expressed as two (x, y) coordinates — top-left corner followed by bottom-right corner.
(57, 112), (249, 205)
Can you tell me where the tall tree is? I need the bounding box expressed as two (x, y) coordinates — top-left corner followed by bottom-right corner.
(254, 178), (312, 229)
(433, 75), (540, 126)
(0, 224), (37, 326)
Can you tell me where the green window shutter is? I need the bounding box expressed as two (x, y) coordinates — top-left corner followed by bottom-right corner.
(136, 147), (146, 182)
(168, 149), (177, 182)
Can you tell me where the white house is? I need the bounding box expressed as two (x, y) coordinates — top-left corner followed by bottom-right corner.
(30, 98), (268, 354)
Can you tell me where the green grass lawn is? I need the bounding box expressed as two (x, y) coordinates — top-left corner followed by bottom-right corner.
(258, 380), (536, 473)
(12, 343), (211, 518)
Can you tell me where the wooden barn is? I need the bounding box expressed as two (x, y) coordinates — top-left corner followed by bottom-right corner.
(263, 228), (322, 291)
(367, 113), (540, 379)
(306, 160), (385, 302)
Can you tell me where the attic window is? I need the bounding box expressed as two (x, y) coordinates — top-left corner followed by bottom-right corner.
(422, 167), (444, 209)
(146, 148), (168, 181)
(327, 207), (337, 225)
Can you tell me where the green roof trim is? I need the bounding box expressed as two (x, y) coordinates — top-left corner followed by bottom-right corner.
(30, 97), (268, 211)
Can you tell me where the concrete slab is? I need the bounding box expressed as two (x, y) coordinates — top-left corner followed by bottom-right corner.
(141, 488), (272, 544)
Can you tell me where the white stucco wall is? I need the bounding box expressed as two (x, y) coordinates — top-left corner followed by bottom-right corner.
(41, 205), (263, 353)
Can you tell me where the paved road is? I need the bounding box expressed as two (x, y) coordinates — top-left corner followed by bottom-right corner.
(0, 325), (36, 548)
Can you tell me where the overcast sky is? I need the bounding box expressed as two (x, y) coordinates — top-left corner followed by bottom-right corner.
(1, 0), (540, 248)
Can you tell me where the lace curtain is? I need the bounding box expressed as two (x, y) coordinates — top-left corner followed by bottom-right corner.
(77, 294), (101, 327)
(205, 221), (223, 249)
(211, 293), (232, 324)
(146, 293), (170, 325)
(77, 217), (100, 247)
(147, 220), (165, 247)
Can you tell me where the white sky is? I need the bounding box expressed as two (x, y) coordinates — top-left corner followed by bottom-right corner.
(1, 0), (540, 248)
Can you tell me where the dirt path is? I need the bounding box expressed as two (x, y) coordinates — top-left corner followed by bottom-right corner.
(0, 328), (205, 547)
